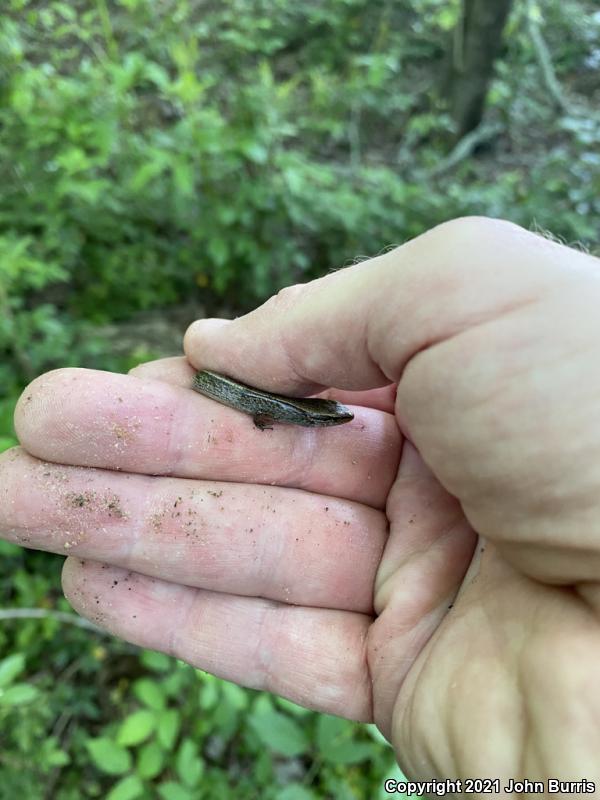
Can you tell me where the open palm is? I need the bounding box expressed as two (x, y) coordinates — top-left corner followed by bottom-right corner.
(2, 218), (600, 786)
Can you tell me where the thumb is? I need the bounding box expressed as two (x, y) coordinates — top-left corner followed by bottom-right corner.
(184, 217), (600, 586)
(184, 217), (575, 398)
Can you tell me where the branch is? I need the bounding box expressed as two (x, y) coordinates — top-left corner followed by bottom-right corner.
(526, 2), (573, 115)
(425, 120), (503, 178)
(0, 608), (104, 633)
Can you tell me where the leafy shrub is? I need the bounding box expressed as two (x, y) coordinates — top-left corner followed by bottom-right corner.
(2, 0), (598, 388)
(1, 0), (599, 796)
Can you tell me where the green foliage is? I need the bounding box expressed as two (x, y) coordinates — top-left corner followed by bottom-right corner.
(86, 738), (133, 775)
(0, 631), (403, 797)
(1, 0), (598, 390)
(1, 0), (599, 796)
(0, 652), (41, 709)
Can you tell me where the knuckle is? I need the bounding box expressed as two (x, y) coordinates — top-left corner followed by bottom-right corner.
(265, 282), (307, 315)
(434, 215), (525, 248)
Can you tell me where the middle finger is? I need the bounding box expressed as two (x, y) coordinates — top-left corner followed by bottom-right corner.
(0, 448), (386, 612)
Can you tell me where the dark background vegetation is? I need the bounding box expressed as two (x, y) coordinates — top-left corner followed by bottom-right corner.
(0, 0), (599, 797)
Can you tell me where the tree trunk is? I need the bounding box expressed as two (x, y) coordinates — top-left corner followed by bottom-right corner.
(449, 0), (514, 138)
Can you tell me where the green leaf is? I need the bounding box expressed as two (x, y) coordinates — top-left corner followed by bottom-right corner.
(249, 709), (309, 757)
(366, 723), (391, 745)
(0, 436), (18, 453)
(144, 62), (170, 90)
(220, 680), (248, 710)
(137, 739), (166, 780)
(0, 540), (20, 556)
(275, 697), (312, 717)
(198, 675), (219, 710)
(156, 708), (180, 750)
(315, 714), (349, 750)
(0, 683), (39, 706)
(140, 650), (172, 672)
(316, 715), (374, 765)
(133, 678), (166, 711)
(157, 781), (195, 800)
(160, 666), (189, 699)
(175, 738), (203, 788)
(130, 153), (169, 191)
(0, 653), (25, 687)
(106, 775), (145, 800)
(242, 141), (268, 164)
(47, 748), (70, 767)
(117, 709), (156, 747)
(172, 160), (194, 196)
(56, 146), (91, 174)
(277, 785), (318, 800)
(10, 79), (35, 116)
(86, 737), (132, 775)
(207, 237), (228, 266)
(321, 739), (375, 765)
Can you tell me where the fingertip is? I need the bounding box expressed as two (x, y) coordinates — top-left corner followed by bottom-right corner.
(13, 371), (49, 443)
(183, 318), (232, 366)
(128, 356), (191, 381)
(13, 368), (83, 448)
(61, 556), (83, 601)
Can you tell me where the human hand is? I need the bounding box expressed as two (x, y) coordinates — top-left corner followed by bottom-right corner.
(2, 217), (600, 786)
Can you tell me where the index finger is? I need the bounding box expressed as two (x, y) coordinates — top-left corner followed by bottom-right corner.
(14, 366), (399, 507)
